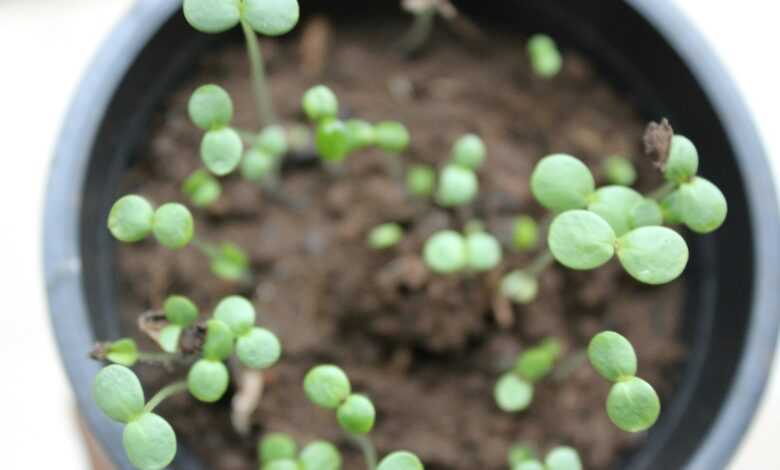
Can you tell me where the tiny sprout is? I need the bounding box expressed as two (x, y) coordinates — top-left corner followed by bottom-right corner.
(587, 185), (644, 236)
(302, 85), (339, 122)
(256, 125), (289, 157)
(588, 331), (660, 432)
(501, 270), (539, 304)
(346, 119), (376, 151)
(527, 34), (562, 78)
(188, 358), (229, 403)
(368, 223), (404, 250)
(236, 327), (282, 369)
(423, 230), (467, 274)
(664, 135), (699, 183)
(108, 194), (154, 242)
(531, 154), (595, 213)
(508, 444), (536, 467)
(299, 441), (342, 470)
(159, 295), (198, 353)
(337, 393), (376, 435)
(242, 0), (300, 36)
(316, 118), (351, 162)
(512, 215), (539, 252)
(260, 433), (298, 464)
(152, 203), (194, 249)
(435, 164), (479, 207)
(183, 0), (299, 36)
(451, 133), (486, 169)
(374, 121), (411, 154)
(406, 164), (436, 197)
(494, 372), (533, 412)
(377, 451), (425, 470)
(465, 231), (502, 272)
(183, 169), (222, 208)
(188, 84), (233, 131)
(544, 447), (582, 470)
(93, 365), (145, 423)
(629, 198), (663, 229)
(602, 156), (637, 187)
(677, 176), (728, 233)
(548, 210), (616, 270)
(304, 364), (352, 409)
(183, 0), (241, 34)
(214, 295), (255, 336)
(209, 242), (251, 281)
(201, 127), (244, 176)
(495, 338), (561, 412)
(105, 338), (139, 366)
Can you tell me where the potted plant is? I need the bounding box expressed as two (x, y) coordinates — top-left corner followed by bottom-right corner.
(44, 0), (780, 469)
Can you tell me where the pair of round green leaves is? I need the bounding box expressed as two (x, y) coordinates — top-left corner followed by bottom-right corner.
(303, 365), (376, 435)
(158, 295), (199, 353)
(368, 223), (404, 250)
(495, 339), (561, 412)
(189, 84), (243, 176)
(511, 446), (582, 470)
(183, 169), (222, 207)
(183, 0), (299, 36)
(93, 366), (176, 470)
(501, 270), (539, 305)
(588, 331), (660, 433)
(423, 230), (502, 274)
(406, 165), (436, 197)
(527, 34), (562, 78)
(548, 210), (688, 285)
(260, 434), (342, 470)
(435, 164), (478, 207)
(108, 195), (194, 249)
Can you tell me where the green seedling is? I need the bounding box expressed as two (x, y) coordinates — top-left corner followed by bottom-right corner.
(158, 295), (199, 353)
(423, 228), (502, 274)
(406, 164), (436, 197)
(108, 195), (194, 250)
(241, 126), (289, 188)
(451, 133), (486, 170)
(435, 164), (478, 207)
(188, 84), (244, 176)
(500, 270), (539, 305)
(527, 34), (562, 78)
(103, 338), (139, 366)
(512, 215), (539, 252)
(193, 239), (252, 282)
(588, 331), (660, 432)
(183, 169), (223, 208)
(509, 444), (582, 470)
(377, 451), (425, 470)
(602, 156), (637, 187)
(259, 433), (343, 470)
(303, 85), (340, 122)
(368, 223), (404, 250)
(374, 121), (411, 154)
(346, 119), (376, 151)
(494, 338), (562, 412)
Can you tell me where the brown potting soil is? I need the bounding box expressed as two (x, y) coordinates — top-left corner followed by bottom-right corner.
(116, 14), (685, 470)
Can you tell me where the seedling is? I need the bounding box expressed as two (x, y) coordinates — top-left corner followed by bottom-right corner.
(183, 169), (222, 208)
(602, 156), (637, 187)
(512, 215), (539, 252)
(406, 164), (436, 197)
(527, 34), (562, 78)
(451, 133), (486, 170)
(259, 433), (343, 470)
(108, 195), (194, 250)
(423, 228), (502, 274)
(435, 164), (478, 207)
(193, 239), (252, 282)
(494, 338), (562, 412)
(368, 223), (404, 250)
(587, 331), (660, 432)
(189, 84), (244, 176)
(159, 295), (199, 353)
(500, 270), (539, 305)
(240, 125), (290, 190)
(509, 444), (582, 470)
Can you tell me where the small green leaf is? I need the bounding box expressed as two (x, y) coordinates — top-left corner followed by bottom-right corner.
(545, 447), (582, 470)
(164, 295), (198, 326)
(202, 127), (243, 176)
(214, 296), (256, 336)
(607, 377), (660, 432)
(602, 156), (637, 187)
(494, 373), (533, 412)
(587, 185), (644, 236)
(259, 433), (297, 464)
(316, 119), (351, 162)
(451, 133), (486, 169)
(202, 319), (235, 361)
(346, 119), (376, 151)
(242, 148), (277, 182)
(512, 215), (539, 252)
(508, 444), (536, 467)
(152, 203), (194, 249)
(548, 210), (616, 270)
(183, 0), (240, 34)
(264, 459), (301, 470)
(236, 327), (282, 369)
(527, 34), (562, 78)
(158, 325), (182, 354)
(500, 270), (538, 305)
(243, 0), (300, 36)
(616, 226), (688, 284)
(93, 365), (145, 423)
(303, 365), (351, 409)
(664, 135), (699, 183)
(182, 169), (222, 207)
(377, 451), (424, 470)
(337, 394), (376, 435)
(300, 441), (342, 470)
(588, 331), (637, 382)
(256, 125), (288, 157)
(374, 121), (410, 153)
(187, 358), (229, 403)
(122, 412), (177, 470)
(514, 461), (545, 470)
(677, 176), (728, 234)
(188, 84), (233, 130)
(406, 164), (436, 197)
(106, 338), (139, 367)
(108, 195), (154, 243)
(660, 190), (685, 225)
(368, 223), (404, 250)
(629, 198), (663, 229)
(210, 242), (251, 281)
(423, 230), (468, 274)
(515, 339), (561, 383)
(531, 154), (594, 212)
(435, 164), (478, 207)
(465, 231), (502, 272)
(302, 85), (339, 122)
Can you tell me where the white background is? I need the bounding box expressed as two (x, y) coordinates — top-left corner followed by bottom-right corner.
(0, 0), (776, 468)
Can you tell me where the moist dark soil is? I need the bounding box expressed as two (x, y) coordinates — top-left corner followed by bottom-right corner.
(116, 13), (686, 470)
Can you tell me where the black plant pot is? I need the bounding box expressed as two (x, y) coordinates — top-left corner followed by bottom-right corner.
(43, 1), (780, 469)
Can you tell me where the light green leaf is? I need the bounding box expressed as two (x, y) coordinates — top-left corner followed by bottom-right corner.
(508, 444), (536, 467)
(93, 365), (145, 423)
(302, 85), (339, 122)
(300, 441), (342, 470)
(435, 164), (478, 207)
(406, 165), (435, 197)
(106, 338), (139, 367)
(587, 185), (643, 236)
(587, 331), (637, 382)
(527, 34), (562, 78)
(188, 84), (233, 130)
(607, 377), (660, 432)
(500, 271), (538, 305)
(545, 447), (582, 470)
(602, 156), (637, 187)
(512, 215), (539, 252)
(514, 461), (545, 470)
(678, 176), (728, 234)
(264, 459), (301, 470)
(629, 198), (663, 229)
(303, 365), (351, 409)
(241, 148), (277, 182)
(660, 190), (685, 225)
(531, 154), (594, 212)
(423, 230), (467, 274)
(243, 0), (300, 36)
(214, 296), (256, 336)
(202, 127), (243, 176)
(494, 373), (533, 412)
(548, 210), (616, 270)
(187, 358), (229, 403)
(465, 232), (502, 272)
(374, 121), (410, 154)
(152, 203), (194, 249)
(123, 413), (176, 470)
(183, 0), (241, 34)
(182, 169), (222, 207)
(616, 226), (688, 284)
(158, 325), (182, 354)
(202, 319), (235, 361)
(368, 223), (403, 250)
(211, 243), (251, 281)
(256, 125), (288, 157)
(316, 119), (351, 162)
(346, 119), (376, 151)
(451, 134), (486, 169)
(664, 135), (699, 183)
(108, 195), (154, 243)
(337, 394), (376, 435)
(164, 295), (198, 326)
(236, 327), (282, 369)
(377, 451), (424, 470)
(259, 433), (297, 464)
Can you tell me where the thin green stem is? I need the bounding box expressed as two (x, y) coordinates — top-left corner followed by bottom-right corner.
(137, 351), (181, 365)
(648, 181), (677, 201)
(528, 249), (554, 277)
(144, 381), (188, 413)
(240, 19), (276, 127)
(351, 434), (378, 470)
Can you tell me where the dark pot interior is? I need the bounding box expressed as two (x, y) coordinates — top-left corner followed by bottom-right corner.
(44, 1), (780, 469)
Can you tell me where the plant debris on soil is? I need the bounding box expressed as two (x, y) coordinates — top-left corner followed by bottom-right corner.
(116, 13), (686, 470)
